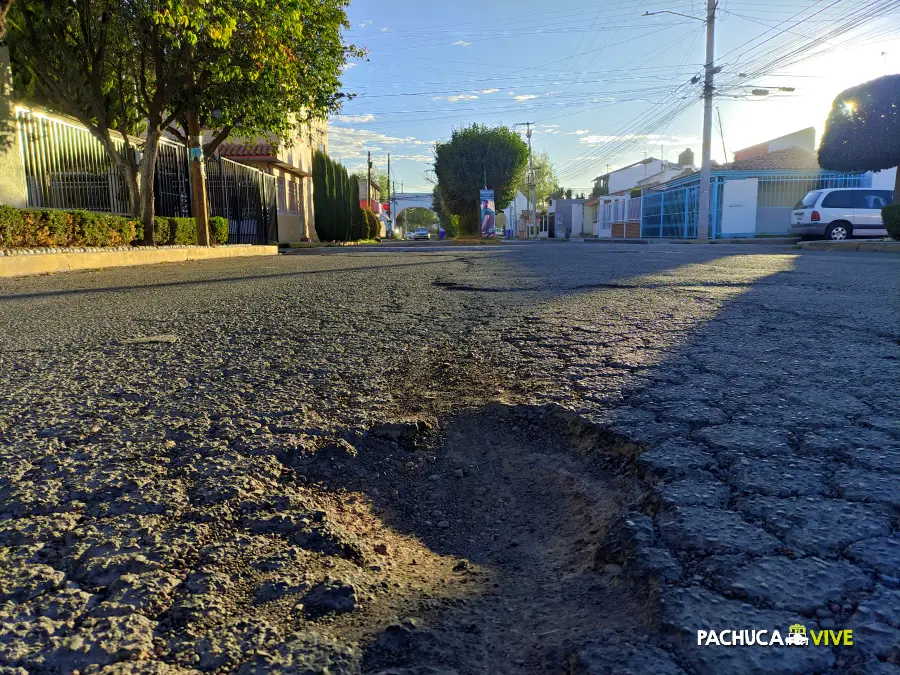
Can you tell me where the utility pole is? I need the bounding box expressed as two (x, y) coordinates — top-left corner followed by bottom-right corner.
(515, 121), (536, 238)
(697, 0), (717, 242)
(387, 153), (391, 233)
(366, 151), (373, 212)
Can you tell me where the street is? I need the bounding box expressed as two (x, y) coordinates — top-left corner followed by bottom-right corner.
(1, 243), (899, 674)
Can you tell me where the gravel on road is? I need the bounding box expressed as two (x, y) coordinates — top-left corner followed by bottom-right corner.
(0, 244), (898, 674)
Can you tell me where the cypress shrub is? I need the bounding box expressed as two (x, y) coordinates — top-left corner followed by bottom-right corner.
(313, 151), (328, 241)
(349, 175), (362, 240)
(883, 204), (900, 240)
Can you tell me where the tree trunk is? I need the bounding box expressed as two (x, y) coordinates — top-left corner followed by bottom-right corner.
(893, 165), (899, 205)
(139, 130), (161, 245)
(187, 109), (210, 246)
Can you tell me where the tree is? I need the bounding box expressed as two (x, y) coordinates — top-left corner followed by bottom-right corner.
(399, 207), (437, 230)
(7, 0), (357, 243)
(432, 184), (458, 238)
(517, 151), (558, 207)
(167, 0), (360, 160)
(433, 123), (529, 235)
(819, 74), (900, 204)
(0, 0), (12, 39)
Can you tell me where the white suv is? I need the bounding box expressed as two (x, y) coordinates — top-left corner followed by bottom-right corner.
(790, 188), (893, 240)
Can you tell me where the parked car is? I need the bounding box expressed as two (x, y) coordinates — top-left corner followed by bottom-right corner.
(412, 227), (430, 240)
(789, 188), (894, 240)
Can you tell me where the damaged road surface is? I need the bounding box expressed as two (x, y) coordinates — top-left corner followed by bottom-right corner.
(0, 244), (898, 674)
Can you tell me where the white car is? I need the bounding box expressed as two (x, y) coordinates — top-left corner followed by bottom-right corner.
(412, 227), (430, 240)
(789, 188), (893, 240)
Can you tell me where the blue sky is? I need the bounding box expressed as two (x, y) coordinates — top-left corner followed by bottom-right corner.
(329, 0), (900, 194)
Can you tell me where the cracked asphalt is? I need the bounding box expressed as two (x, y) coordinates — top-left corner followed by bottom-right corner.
(1, 242), (899, 674)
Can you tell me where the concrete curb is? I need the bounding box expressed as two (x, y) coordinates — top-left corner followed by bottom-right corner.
(0, 245), (279, 278)
(794, 240), (900, 252)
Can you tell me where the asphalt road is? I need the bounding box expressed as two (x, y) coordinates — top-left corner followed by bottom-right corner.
(1, 243), (898, 674)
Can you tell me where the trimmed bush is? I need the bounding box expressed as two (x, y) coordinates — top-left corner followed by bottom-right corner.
(364, 209), (379, 239)
(210, 216), (230, 244)
(0, 205), (136, 248)
(153, 217), (199, 245)
(883, 204), (900, 240)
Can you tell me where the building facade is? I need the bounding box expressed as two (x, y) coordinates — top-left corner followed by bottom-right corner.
(217, 120), (327, 243)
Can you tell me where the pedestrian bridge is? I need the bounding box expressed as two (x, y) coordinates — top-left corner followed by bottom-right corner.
(391, 193), (435, 219)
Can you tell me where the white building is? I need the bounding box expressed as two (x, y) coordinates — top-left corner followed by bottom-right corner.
(593, 157), (689, 195)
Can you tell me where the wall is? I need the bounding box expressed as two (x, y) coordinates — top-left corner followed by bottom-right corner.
(871, 167), (897, 191)
(609, 159), (663, 193)
(755, 208), (793, 235)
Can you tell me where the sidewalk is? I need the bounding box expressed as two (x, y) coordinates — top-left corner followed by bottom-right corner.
(795, 240), (900, 252)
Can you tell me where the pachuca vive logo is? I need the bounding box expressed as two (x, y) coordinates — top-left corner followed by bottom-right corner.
(697, 624), (854, 647)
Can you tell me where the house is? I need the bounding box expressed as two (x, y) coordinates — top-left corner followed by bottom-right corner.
(733, 127), (815, 162)
(502, 191), (529, 237)
(593, 156), (689, 195)
(358, 178), (387, 224)
(548, 198), (587, 238)
(642, 145), (871, 238)
(217, 121), (327, 242)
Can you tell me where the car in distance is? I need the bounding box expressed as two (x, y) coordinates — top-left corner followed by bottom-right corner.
(789, 188), (893, 240)
(412, 227), (430, 240)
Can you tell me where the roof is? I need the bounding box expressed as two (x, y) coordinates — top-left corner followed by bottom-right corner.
(217, 143), (277, 159)
(593, 157), (659, 182)
(720, 147), (820, 171)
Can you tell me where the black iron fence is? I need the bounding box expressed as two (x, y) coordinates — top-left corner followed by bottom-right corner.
(16, 107), (277, 244)
(206, 155), (278, 244)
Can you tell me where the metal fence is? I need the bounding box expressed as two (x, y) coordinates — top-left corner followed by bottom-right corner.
(641, 186), (698, 238)
(206, 156), (278, 244)
(16, 107), (277, 244)
(640, 171), (869, 239)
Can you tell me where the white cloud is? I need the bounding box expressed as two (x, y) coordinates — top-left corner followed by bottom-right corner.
(433, 94), (478, 102)
(478, 88), (500, 94)
(452, 40), (471, 47)
(380, 27), (388, 32)
(564, 129), (591, 135)
(341, 62), (358, 71)
(336, 114), (376, 123)
(327, 127), (436, 165)
(514, 94), (538, 101)
(540, 124), (559, 129)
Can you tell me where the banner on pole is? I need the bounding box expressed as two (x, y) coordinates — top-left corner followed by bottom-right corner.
(480, 189), (496, 238)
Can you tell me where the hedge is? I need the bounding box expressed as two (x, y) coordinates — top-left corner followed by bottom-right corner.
(0, 205), (137, 248)
(0, 206), (231, 248)
(210, 216), (230, 245)
(883, 204), (900, 240)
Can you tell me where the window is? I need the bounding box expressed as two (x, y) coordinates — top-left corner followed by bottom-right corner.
(794, 191), (821, 209)
(821, 190), (854, 209)
(276, 177), (287, 214)
(287, 180), (299, 215)
(853, 190), (894, 210)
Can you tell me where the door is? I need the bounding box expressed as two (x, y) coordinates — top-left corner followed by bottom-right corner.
(819, 190), (855, 227)
(852, 190), (892, 235)
(720, 178), (759, 237)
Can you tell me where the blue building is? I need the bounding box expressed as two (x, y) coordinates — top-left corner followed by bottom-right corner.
(639, 147), (870, 239)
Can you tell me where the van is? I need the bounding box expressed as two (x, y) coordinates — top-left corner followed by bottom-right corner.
(789, 188), (894, 240)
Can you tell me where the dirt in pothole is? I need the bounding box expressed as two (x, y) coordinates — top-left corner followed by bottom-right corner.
(301, 404), (656, 673)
